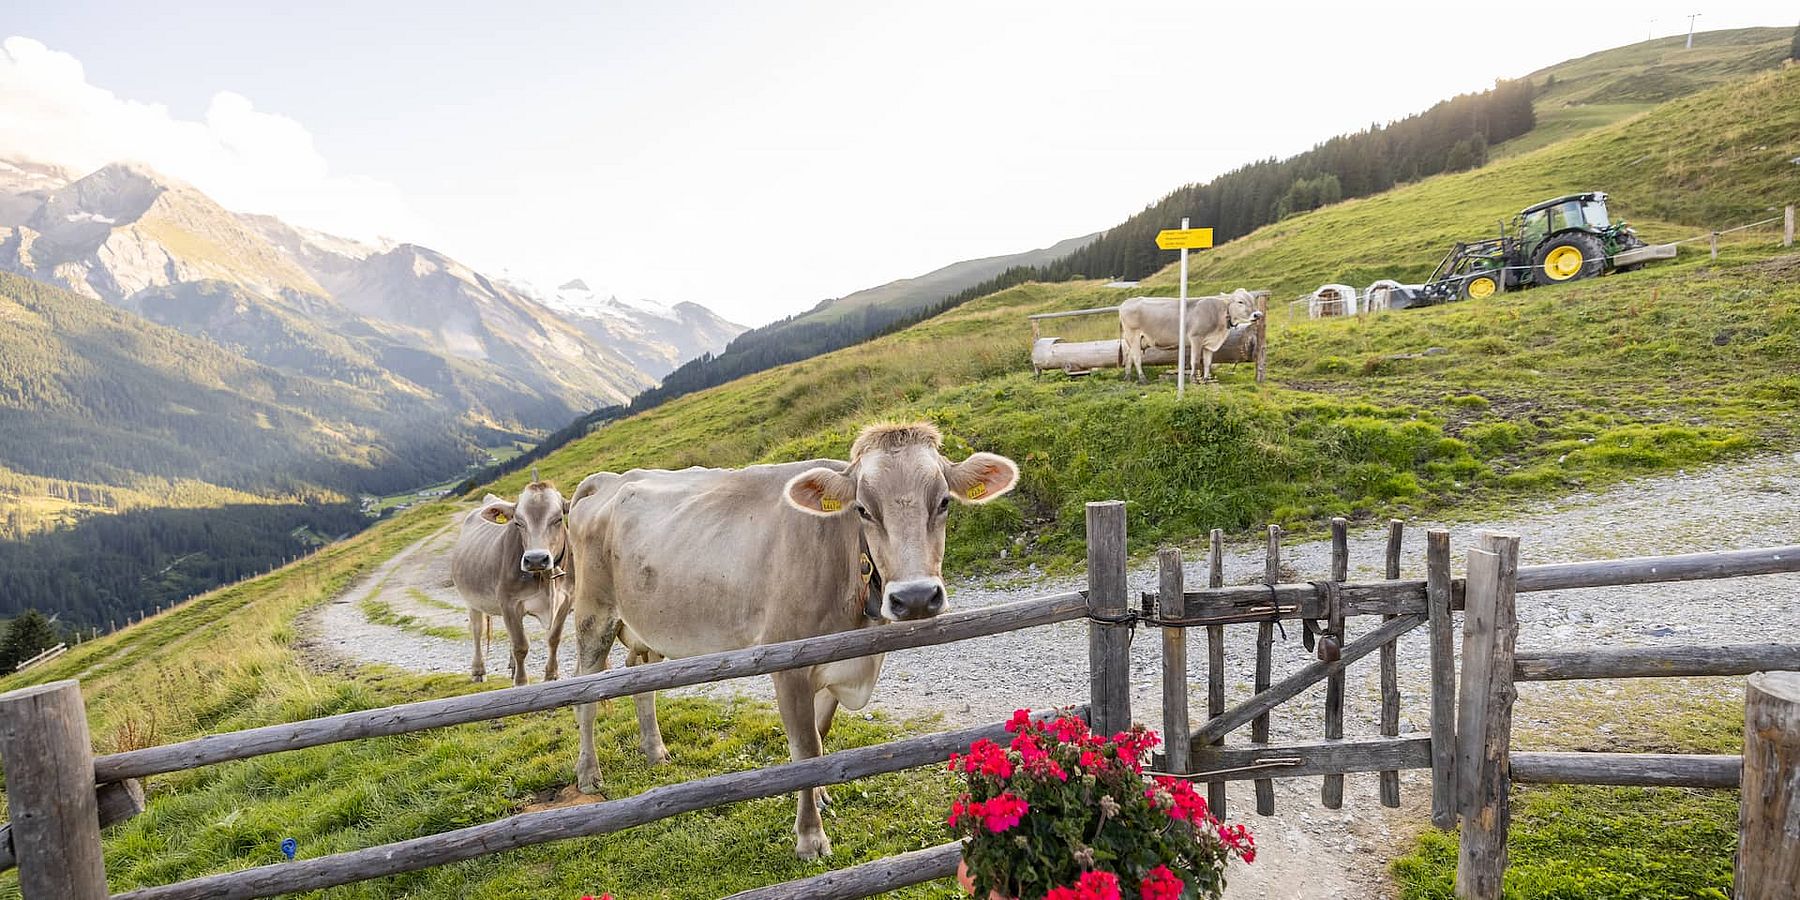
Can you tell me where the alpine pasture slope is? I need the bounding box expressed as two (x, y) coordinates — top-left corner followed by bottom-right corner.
(3, 61), (1798, 900)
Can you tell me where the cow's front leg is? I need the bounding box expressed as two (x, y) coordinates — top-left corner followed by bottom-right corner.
(573, 608), (618, 795)
(1202, 346), (1215, 382)
(774, 669), (831, 859)
(501, 604), (530, 687)
(544, 601), (570, 682)
(627, 648), (670, 764)
(467, 608), (487, 682)
(811, 690), (841, 809)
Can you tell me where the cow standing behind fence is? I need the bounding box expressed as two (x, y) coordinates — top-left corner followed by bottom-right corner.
(449, 483), (572, 685)
(563, 422), (1019, 858)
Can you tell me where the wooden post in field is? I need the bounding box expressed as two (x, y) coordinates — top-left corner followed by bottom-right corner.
(1158, 547), (1190, 777)
(1710, 231), (1719, 260)
(1322, 517), (1349, 809)
(1785, 205), (1795, 248)
(1253, 525), (1280, 815)
(0, 680), (110, 899)
(1426, 529), (1458, 829)
(1735, 670), (1800, 896)
(1379, 519), (1404, 808)
(1254, 295), (1268, 383)
(1455, 532), (1521, 899)
(1086, 501), (1131, 737)
(1204, 529), (1227, 815)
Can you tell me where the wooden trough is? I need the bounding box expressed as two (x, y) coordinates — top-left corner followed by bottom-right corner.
(1028, 293), (1268, 382)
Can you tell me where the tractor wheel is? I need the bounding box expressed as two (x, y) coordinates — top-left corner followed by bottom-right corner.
(1460, 273), (1500, 300)
(1533, 232), (1605, 285)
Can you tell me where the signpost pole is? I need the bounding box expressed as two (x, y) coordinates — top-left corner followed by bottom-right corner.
(1177, 216), (1189, 399)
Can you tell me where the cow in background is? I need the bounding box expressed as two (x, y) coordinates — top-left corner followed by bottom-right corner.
(1119, 288), (1262, 382)
(449, 481), (571, 685)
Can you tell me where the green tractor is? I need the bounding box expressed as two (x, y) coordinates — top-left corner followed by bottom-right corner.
(1385, 192), (1675, 307)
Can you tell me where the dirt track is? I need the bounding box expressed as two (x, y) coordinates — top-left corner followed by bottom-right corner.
(299, 453), (1800, 898)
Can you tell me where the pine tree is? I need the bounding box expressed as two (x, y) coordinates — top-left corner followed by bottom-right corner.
(0, 609), (60, 672)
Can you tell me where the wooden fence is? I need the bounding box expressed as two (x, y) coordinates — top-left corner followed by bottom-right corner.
(2, 504), (1798, 898)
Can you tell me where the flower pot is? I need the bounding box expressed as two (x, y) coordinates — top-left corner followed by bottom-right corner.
(955, 860), (1014, 900)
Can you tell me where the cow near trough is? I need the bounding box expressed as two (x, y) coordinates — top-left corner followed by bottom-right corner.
(564, 422), (1019, 859)
(1118, 288), (1263, 383)
(449, 482), (572, 686)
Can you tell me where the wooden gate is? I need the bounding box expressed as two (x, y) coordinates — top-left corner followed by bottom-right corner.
(1080, 500), (1800, 899)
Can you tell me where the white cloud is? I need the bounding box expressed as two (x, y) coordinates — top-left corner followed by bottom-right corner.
(0, 36), (424, 243)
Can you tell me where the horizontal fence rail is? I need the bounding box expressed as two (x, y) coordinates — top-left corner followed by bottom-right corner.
(1511, 751), (1741, 789)
(1145, 544), (1800, 627)
(1516, 544), (1800, 593)
(1515, 643), (1800, 682)
(1188, 736), (1431, 781)
(114, 708), (1080, 900)
(723, 841), (964, 900)
(93, 591), (1086, 783)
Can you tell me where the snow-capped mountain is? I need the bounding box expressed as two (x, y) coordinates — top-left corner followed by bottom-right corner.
(507, 277), (745, 379)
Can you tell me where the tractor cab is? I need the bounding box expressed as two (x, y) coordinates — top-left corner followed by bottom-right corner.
(1514, 193), (1617, 255)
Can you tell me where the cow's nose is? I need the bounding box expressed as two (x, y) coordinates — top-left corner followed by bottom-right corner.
(1251, 310), (1265, 320)
(521, 549), (552, 571)
(889, 582), (946, 620)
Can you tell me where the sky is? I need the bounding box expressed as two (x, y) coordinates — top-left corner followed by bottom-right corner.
(3, 1), (1793, 325)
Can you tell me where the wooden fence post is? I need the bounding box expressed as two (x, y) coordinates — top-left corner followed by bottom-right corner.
(1710, 231), (1719, 260)
(1379, 519), (1403, 808)
(1785, 205), (1795, 248)
(1086, 501), (1131, 737)
(1455, 532), (1521, 899)
(0, 680), (110, 900)
(1736, 670), (1800, 896)
(1158, 547), (1189, 777)
(1253, 525), (1280, 815)
(1322, 517), (1349, 809)
(1204, 529), (1226, 816)
(1427, 529), (1458, 830)
(1254, 296), (1268, 384)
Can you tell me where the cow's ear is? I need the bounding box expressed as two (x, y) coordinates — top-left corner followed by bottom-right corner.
(479, 501), (518, 525)
(947, 452), (1019, 505)
(784, 467), (855, 517)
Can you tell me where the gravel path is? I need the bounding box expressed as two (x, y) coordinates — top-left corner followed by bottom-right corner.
(299, 453), (1800, 898)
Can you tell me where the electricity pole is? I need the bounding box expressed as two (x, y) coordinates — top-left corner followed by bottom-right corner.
(1686, 12), (1701, 49)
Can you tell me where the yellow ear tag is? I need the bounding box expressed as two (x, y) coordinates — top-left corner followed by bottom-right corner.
(820, 497), (842, 512)
(493, 513), (508, 524)
(966, 482), (986, 499)
(859, 553), (874, 584)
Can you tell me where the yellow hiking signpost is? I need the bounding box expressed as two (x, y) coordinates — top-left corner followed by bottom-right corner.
(1160, 220), (1215, 397)
(1154, 227), (1214, 250)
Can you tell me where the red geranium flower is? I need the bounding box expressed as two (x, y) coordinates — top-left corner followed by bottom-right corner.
(1140, 865), (1184, 900)
(979, 792), (1029, 833)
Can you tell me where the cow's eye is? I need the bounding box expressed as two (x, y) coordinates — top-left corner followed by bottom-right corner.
(855, 503), (874, 521)
(937, 496), (951, 514)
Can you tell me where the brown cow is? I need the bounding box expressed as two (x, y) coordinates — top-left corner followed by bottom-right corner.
(1119, 288), (1261, 382)
(448, 483), (571, 685)
(564, 423), (1019, 859)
